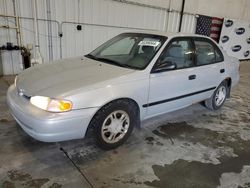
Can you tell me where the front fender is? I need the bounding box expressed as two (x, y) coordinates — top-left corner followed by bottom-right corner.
(67, 78), (149, 120)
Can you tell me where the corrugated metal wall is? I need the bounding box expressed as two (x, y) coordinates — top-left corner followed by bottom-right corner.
(0, 0), (196, 75)
(181, 13), (197, 33)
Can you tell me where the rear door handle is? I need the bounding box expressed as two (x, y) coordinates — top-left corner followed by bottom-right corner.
(189, 75), (196, 80)
(220, 69), (225, 73)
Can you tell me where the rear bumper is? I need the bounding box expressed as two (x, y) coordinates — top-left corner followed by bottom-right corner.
(7, 85), (98, 142)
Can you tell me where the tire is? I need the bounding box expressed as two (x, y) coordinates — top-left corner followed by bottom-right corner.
(205, 81), (228, 110)
(90, 100), (138, 150)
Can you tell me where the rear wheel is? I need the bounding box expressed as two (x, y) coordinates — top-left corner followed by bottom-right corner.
(205, 81), (228, 110)
(90, 100), (138, 150)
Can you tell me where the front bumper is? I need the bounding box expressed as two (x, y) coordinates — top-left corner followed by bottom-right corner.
(7, 85), (98, 142)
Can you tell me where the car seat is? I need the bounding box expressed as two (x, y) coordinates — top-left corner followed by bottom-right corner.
(163, 45), (185, 68)
(127, 46), (155, 68)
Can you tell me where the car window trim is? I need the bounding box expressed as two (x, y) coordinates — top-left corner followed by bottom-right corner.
(151, 36), (225, 73)
(151, 36), (196, 73)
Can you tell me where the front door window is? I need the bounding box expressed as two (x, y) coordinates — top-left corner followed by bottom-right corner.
(157, 39), (195, 70)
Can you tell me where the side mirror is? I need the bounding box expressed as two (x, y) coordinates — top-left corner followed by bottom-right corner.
(153, 60), (177, 73)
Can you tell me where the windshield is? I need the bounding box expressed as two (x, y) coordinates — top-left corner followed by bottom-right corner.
(85, 33), (167, 70)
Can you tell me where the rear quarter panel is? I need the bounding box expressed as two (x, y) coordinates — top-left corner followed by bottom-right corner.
(223, 51), (240, 87)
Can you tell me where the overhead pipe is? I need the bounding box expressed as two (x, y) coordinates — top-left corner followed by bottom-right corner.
(110, 0), (168, 11)
(32, 0), (39, 53)
(20, 16), (60, 28)
(18, 16), (61, 58)
(166, 0), (172, 32)
(46, 0), (53, 60)
(0, 14), (16, 18)
(178, 0), (185, 32)
(12, 0), (22, 46)
(60, 21), (156, 32)
(162, 0), (170, 31)
(0, 25), (18, 29)
(31, 0), (43, 65)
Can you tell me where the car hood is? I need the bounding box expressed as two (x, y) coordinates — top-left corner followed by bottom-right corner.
(16, 57), (135, 98)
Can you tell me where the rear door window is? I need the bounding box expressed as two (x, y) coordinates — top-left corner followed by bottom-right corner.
(194, 39), (224, 66)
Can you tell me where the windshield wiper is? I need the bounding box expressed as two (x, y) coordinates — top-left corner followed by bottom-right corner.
(85, 54), (118, 64)
(85, 54), (97, 60)
(117, 63), (141, 70)
(97, 58), (140, 70)
(85, 54), (139, 70)
(93, 57), (120, 65)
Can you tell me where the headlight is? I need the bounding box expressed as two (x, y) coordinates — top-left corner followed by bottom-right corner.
(30, 96), (72, 112)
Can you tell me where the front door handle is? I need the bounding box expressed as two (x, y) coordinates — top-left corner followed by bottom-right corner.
(189, 75), (196, 80)
(220, 69), (225, 73)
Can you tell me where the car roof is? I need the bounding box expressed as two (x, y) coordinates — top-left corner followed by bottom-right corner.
(125, 30), (211, 39)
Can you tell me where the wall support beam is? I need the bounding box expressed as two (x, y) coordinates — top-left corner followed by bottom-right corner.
(178, 0), (185, 32)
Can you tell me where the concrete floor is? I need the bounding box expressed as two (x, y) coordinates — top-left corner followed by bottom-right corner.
(0, 61), (250, 188)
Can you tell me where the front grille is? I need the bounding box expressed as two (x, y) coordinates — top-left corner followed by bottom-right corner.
(17, 87), (30, 100)
(22, 94), (31, 100)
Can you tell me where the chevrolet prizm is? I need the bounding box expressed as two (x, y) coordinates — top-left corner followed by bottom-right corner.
(7, 32), (239, 149)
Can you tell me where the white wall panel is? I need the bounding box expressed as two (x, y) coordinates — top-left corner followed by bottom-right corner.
(126, 0), (169, 9)
(185, 0), (250, 22)
(2, 51), (22, 74)
(0, 0), (199, 75)
(18, 0), (33, 18)
(167, 11), (180, 33)
(0, 0), (16, 45)
(0, 0), (22, 75)
(57, 0), (168, 58)
(1, 0), (168, 58)
(61, 23), (139, 58)
(181, 14), (196, 34)
(0, 17), (14, 45)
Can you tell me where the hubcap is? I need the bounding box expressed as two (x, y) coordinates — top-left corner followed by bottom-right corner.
(215, 86), (226, 106)
(101, 110), (130, 144)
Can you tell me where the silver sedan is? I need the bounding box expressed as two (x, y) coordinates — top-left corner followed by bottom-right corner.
(7, 31), (239, 149)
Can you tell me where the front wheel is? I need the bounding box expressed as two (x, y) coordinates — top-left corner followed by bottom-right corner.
(205, 81), (228, 110)
(90, 100), (138, 150)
